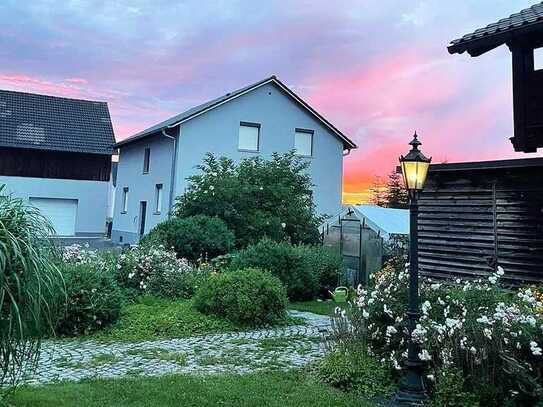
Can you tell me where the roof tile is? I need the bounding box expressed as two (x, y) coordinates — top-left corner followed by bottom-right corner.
(0, 90), (115, 155)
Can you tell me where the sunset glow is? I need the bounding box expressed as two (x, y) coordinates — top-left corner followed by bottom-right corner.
(1, 0), (541, 204)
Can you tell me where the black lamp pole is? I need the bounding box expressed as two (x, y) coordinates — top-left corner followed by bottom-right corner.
(394, 133), (431, 405)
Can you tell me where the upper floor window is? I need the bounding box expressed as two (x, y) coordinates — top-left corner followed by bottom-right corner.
(143, 148), (151, 173)
(294, 128), (313, 157)
(238, 122), (260, 152)
(154, 184), (163, 214)
(122, 187), (129, 213)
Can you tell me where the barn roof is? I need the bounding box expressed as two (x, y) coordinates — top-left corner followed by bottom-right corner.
(0, 89), (115, 155)
(448, 2), (543, 56)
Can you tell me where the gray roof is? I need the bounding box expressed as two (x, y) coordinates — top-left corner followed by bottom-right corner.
(448, 2), (543, 56)
(116, 75), (357, 150)
(0, 89), (115, 155)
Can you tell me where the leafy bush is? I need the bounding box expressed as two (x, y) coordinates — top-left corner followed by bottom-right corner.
(316, 348), (393, 398)
(228, 239), (342, 301)
(112, 244), (197, 299)
(147, 265), (210, 300)
(330, 264), (543, 406)
(56, 263), (123, 336)
(141, 215), (235, 261)
(174, 152), (323, 247)
(0, 187), (64, 389)
(430, 368), (480, 407)
(194, 268), (287, 326)
(228, 239), (318, 301)
(299, 245), (343, 296)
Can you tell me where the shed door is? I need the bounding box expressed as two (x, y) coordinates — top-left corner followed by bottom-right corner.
(29, 197), (77, 236)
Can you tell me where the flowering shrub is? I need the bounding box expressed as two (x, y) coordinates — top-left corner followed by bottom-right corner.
(113, 245), (200, 299)
(174, 152), (323, 247)
(62, 243), (106, 267)
(331, 264), (543, 406)
(56, 262), (123, 336)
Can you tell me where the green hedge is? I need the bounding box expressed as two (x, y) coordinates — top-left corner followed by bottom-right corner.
(228, 239), (343, 301)
(194, 268), (287, 326)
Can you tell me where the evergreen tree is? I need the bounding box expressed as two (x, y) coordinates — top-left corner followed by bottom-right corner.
(368, 176), (386, 207)
(384, 170), (409, 209)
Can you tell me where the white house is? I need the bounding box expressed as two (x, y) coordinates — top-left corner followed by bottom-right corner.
(112, 76), (357, 244)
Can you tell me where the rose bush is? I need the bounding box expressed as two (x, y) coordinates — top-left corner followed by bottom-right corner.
(330, 262), (543, 406)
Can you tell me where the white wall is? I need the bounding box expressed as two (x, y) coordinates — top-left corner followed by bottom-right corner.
(0, 176), (109, 235)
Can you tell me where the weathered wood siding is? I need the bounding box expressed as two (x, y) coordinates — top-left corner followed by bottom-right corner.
(417, 160), (543, 284)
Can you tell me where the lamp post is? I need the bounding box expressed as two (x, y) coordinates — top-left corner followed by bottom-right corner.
(394, 132), (431, 405)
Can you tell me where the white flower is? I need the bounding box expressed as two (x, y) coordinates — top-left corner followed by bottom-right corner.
(281, 222), (286, 228)
(418, 349), (431, 361)
(483, 328), (492, 340)
(209, 185), (215, 190)
(530, 341), (542, 356)
(362, 310), (369, 319)
(496, 266), (504, 276)
(421, 301), (432, 315)
(386, 326), (397, 337)
(476, 316), (492, 325)
(426, 374), (435, 382)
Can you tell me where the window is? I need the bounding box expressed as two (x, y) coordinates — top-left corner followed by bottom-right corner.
(122, 187), (129, 213)
(238, 122), (260, 151)
(294, 129), (313, 156)
(143, 148), (151, 173)
(154, 184), (163, 214)
(535, 47), (543, 70)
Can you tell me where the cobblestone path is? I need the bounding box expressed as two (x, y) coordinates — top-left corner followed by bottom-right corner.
(23, 311), (331, 386)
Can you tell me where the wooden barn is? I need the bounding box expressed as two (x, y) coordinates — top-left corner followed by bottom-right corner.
(419, 3), (543, 283)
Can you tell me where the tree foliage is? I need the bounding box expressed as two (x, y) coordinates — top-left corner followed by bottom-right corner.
(384, 170), (408, 209)
(174, 152), (323, 247)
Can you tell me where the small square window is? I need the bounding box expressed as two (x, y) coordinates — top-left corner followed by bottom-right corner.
(143, 148), (151, 173)
(238, 122), (260, 151)
(122, 187), (129, 213)
(154, 184), (163, 214)
(294, 129), (313, 156)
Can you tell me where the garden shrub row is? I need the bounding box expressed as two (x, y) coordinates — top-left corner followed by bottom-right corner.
(228, 238), (343, 301)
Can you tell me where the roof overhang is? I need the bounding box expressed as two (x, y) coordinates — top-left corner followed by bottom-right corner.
(115, 76), (357, 150)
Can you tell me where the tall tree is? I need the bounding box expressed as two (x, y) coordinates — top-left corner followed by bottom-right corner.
(368, 176), (387, 207)
(384, 170), (409, 209)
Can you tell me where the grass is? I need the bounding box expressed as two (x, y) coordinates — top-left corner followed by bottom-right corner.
(70, 296), (304, 343)
(288, 300), (343, 316)
(89, 296), (238, 342)
(7, 371), (375, 407)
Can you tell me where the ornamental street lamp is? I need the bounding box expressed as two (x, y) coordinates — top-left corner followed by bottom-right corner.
(394, 132), (431, 405)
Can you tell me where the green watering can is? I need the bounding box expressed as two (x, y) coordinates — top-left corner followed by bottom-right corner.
(329, 286), (349, 303)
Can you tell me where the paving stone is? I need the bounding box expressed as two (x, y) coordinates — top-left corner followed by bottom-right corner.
(17, 311), (331, 386)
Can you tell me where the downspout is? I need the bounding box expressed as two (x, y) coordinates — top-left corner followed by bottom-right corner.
(343, 148), (352, 156)
(161, 127), (178, 218)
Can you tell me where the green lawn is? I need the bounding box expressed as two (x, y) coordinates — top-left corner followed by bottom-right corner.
(288, 300), (344, 316)
(85, 296), (303, 343)
(90, 296), (238, 342)
(7, 372), (375, 407)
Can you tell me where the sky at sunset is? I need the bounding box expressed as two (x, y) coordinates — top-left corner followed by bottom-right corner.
(1, 0), (542, 203)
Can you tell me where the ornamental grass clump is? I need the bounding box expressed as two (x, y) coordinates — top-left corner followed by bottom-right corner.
(0, 187), (64, 389)
(330, 261), (543, 406)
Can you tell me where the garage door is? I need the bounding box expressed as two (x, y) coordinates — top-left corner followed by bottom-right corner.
(29, 198), (78, 236)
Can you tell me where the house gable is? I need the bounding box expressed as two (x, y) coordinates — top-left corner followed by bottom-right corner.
(115, 76), (357, 151)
